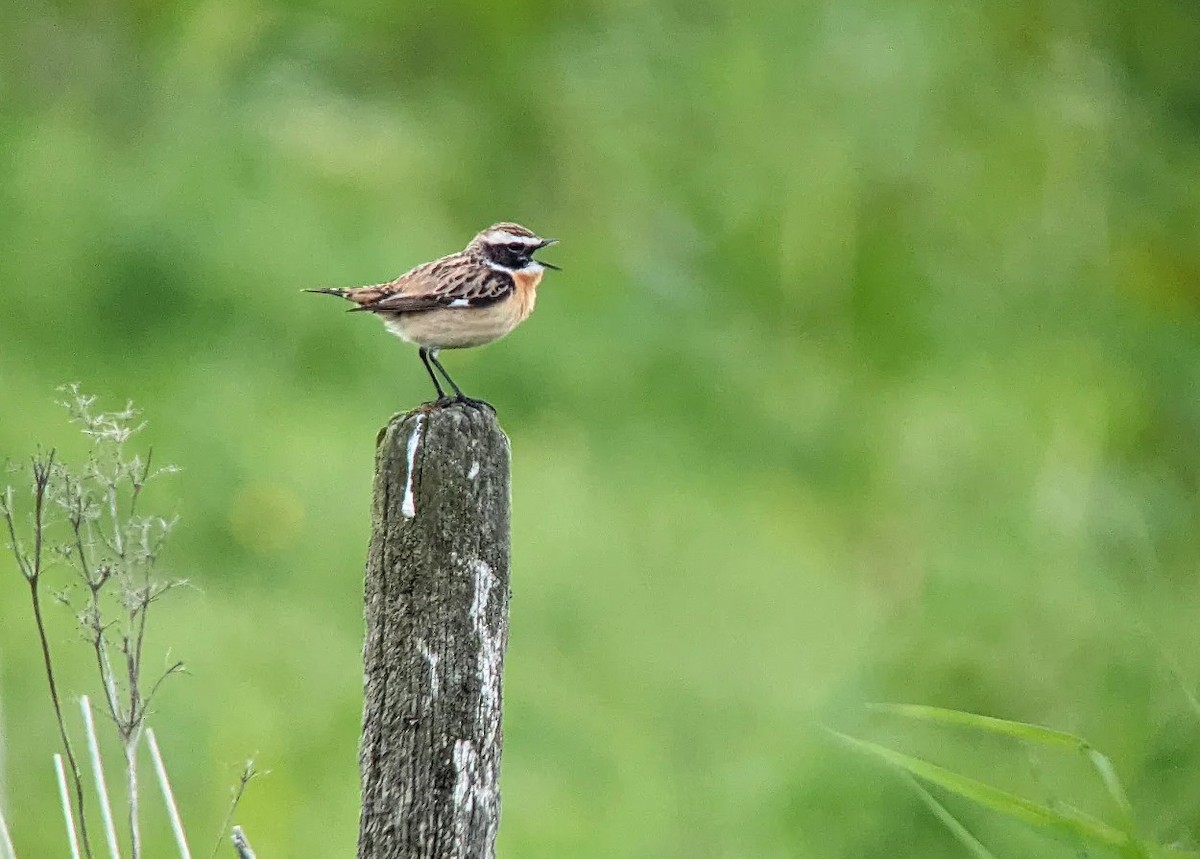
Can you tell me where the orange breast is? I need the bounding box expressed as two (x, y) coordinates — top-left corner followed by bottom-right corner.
(511, 267), (544, 322)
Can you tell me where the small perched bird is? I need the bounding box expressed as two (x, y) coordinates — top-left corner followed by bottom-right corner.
(306, 222), (558, 405)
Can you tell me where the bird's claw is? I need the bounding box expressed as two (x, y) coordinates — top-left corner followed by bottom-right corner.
(428, 395), (495, 413)
(454, 395), (495, 413)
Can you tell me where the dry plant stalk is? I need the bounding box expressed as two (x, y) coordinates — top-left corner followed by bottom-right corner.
(0, 385), (185, 859)
(211, 761), (262, 859)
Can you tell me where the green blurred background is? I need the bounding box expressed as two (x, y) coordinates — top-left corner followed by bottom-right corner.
(2, 0), (1200, 855)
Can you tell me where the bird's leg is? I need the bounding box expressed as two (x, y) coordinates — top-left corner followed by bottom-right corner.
(428, 350), (466, 398)
(419, 348), (449, 402)
(428, 350), (493, 411)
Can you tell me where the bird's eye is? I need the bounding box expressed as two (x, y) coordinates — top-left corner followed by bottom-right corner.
(506, 242), (524, 253)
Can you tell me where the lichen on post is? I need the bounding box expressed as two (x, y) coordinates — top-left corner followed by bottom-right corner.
(358, 402), (512, 859)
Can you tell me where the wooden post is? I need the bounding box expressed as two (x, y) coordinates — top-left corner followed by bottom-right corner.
(358, 403), (511, 859)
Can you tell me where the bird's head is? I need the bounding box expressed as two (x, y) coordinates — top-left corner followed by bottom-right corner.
(471, 222), (560, 272)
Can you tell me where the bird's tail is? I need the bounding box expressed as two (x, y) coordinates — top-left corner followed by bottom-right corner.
(304, 281), (394, 311)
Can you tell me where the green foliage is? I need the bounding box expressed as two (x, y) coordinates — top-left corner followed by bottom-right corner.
(2, 0), (1199, 856)
(906, 778), (1003, 859)
(836, 705), (1198, 858)
(835, 705), (1200, 858)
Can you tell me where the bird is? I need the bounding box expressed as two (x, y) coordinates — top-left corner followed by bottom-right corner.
(306, 222), (558, 405)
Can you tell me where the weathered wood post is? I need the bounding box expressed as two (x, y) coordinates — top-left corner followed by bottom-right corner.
(358, 403), (511, 859)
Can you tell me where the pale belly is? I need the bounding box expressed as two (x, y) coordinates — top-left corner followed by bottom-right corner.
(381, 291), (536, 349)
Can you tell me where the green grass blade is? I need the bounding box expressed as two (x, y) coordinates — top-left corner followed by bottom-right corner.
(1084, 749), (1134, 820)
(831, 730), (1134, 853)
(868, 703), (1089, 750)
(904, 775), (1004, 859)
(1083, 750), (1149, 859)
(870, 703), (1152, 857)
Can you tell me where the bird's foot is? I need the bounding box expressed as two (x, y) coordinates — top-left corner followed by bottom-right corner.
(425, 394), (495, 413)
(451, 395), (495, 413)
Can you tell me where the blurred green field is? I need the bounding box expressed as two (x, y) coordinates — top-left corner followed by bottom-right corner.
(2, 0), (1199, 856)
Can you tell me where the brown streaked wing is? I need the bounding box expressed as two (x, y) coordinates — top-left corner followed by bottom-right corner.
(355, 264), (514, 314)
(344, 260), (450, 313)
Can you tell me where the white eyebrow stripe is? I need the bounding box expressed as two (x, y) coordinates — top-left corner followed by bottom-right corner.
(483, 230), (540, 245)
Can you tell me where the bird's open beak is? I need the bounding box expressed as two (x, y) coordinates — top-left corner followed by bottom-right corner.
(536, 238), (560, 270)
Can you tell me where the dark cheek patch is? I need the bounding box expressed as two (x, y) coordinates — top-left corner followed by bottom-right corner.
(491, 246), (527, 268)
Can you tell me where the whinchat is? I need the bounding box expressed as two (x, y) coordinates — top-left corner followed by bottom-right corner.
(307, 222), (558, 404)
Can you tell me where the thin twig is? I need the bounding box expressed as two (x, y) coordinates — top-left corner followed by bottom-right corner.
(31, 455), (47, 580)
(29, 580), (94, 857)
(147, 729), (192, 859)
(0, 486), (31, 580)
(130, 448), (152, 516)
(80, 696), (121, 859)
(211, 760), (261, 859)
(133, 604), (150, 711)
(107, 480), (123, 559)
(143, 660), (186, 715)
(27, 451), (93, 859)
(54, 754), (83, 859)
(230, 827), (257, 859)
(93, 625), (124, 731)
